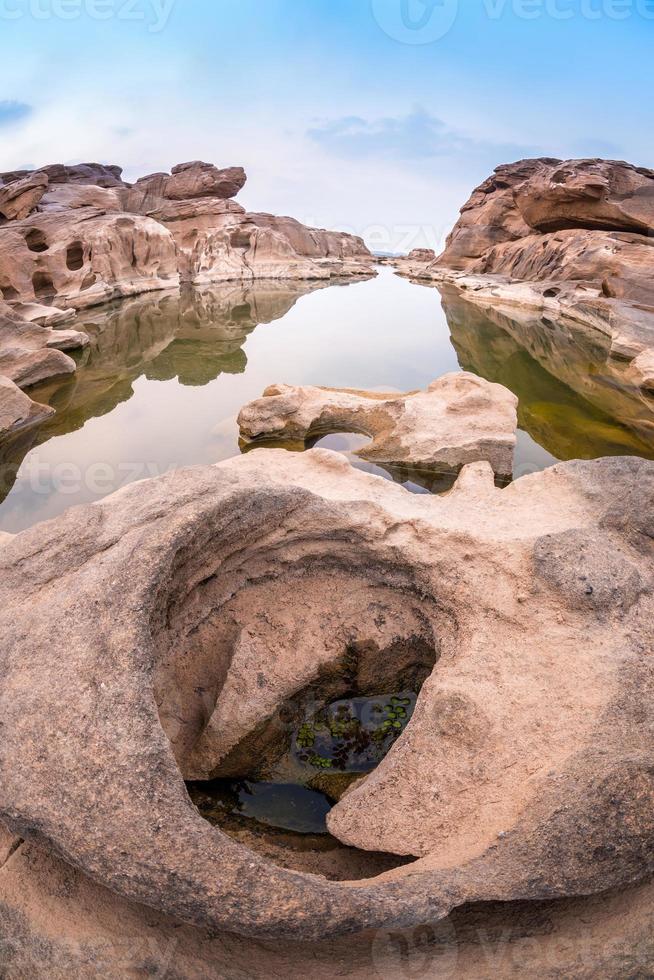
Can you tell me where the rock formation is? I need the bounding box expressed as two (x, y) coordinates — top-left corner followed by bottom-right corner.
(0, 448), (652, 975)
(441, 287), (654, 461)
(238, 372), (518, 480)
(0, 160), (375, 393)
(0, 375), (53, 439)
(393, 158), (654, 400)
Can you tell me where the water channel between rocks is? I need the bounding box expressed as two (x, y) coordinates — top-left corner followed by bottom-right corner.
(2, 266), (653, 534)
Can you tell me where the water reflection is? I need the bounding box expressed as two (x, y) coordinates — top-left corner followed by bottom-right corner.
(2, 268), (654, 533)
(441, 287), (654, 462)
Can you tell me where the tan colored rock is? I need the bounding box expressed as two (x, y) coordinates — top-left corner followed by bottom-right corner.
(394, 160), (654, 369)
(0, 375), (53, 437)
(0, 207), (180, 313)
(0, 172), (49, 221)
(238, 372), (518, 479)
(0, 300), (85, 387)
(0, 449), (652, 951)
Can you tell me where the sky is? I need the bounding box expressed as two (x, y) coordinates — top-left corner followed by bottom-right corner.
(0, 0), (652, 251)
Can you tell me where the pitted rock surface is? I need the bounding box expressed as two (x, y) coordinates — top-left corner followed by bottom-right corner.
(0, 449), (652, 945)
(0, 160), (375, 391)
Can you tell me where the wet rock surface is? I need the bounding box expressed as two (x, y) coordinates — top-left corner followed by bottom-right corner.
(0, 449), (652, 973)
(238, 372), (518, 479)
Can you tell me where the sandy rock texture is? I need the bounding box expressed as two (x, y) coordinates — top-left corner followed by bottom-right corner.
(0, 449), (652, 974)
(238, 372), (518, 480)
(0, 160), (375, 392)
(392, 158), (654, 399)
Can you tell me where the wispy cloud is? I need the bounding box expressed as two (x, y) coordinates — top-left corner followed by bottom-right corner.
(0, 101), (33, 128)
(307, 106), (536, 166)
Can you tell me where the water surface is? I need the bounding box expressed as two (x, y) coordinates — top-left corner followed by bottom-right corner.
(1, 267), (653, 532)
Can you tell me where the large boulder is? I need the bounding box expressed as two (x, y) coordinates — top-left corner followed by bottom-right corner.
(164, 161), (247, 200)
(238, 372), (518, 480)
(0, 172), (49, 222)
(513, 159), (654, 235)
(0, 449), (652, 969)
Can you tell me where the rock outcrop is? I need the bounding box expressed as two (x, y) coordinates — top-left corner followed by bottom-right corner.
(0, 160), (375, 392)
(0, 375), (53, 438)
(393, 158), (654, 403)
(238, 372), (518, 480)
(0, 449), (652, 975)
(0, 171), (49, 222)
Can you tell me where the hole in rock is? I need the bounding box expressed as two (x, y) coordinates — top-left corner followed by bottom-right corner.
(66, 241), (85, 271)
(153, 531), (444, 882)
(185, 636), (437, 880)
(32, 271), (55, 299)
(25, 229), (48, 253)
(0, 284), (18, 301)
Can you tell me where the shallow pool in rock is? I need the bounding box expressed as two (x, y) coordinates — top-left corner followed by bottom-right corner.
(2, 266), (653, 532)
(188, 690), (417, 837)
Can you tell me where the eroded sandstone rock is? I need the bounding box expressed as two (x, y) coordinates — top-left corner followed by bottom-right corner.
(0, 160), (375, 393)
(0, 449), (652, 953)
(392, 158), (654, 400)
(0, 375), (54, 438)
(0, 299), (85, 388)
(0, 172), (49, 222)
(238, 372), (518, 479)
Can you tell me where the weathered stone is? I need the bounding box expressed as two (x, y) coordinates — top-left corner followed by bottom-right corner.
(0, 300), (85, 388)
(0, 375), (54, 438)
(0, 449), (652, 952)
(0, 208), (180, 315)
(164, 161), (247, 200)
(392, 159), (654, 398)
(0, 172), (49, 221)
(238, 372), (518, 479)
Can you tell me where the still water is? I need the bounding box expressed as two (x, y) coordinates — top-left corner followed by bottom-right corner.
(1, 266), (653, 533)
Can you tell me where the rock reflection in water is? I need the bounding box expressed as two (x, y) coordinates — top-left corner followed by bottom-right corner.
(0, 280), (332, 510)
(441, 287), (654, 463)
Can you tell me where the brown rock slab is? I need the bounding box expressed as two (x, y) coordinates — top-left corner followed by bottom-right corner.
(0, 172), (49, 221)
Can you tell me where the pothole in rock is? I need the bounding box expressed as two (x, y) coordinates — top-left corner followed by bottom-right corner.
(187, 689), (419, 880)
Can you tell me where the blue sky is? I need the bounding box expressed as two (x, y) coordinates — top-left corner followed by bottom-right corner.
(0, 0), (652, 250)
